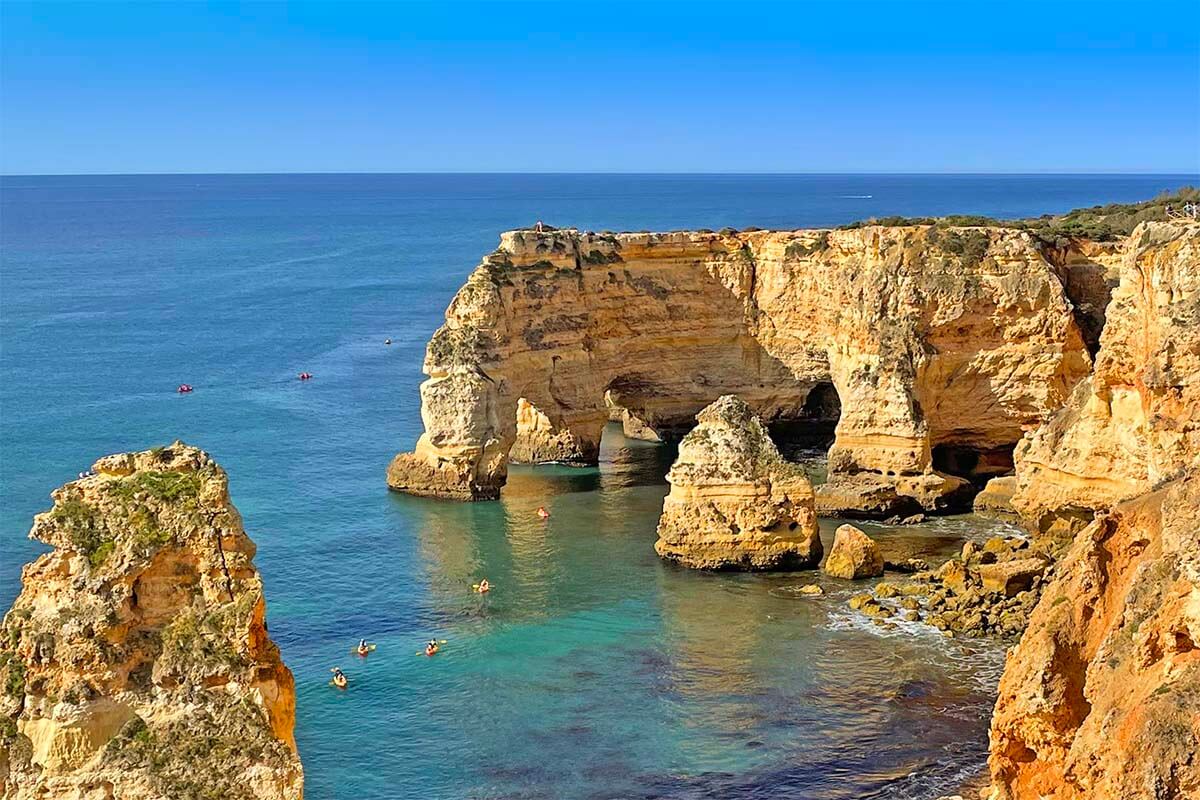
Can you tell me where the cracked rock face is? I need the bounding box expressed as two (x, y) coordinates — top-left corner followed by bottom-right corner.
(654, 396), (822, 570)
(0, 442), (303, 800)
(1012, 222), (1200, 543)
(389, 225), (1093, 513)
(990, 222), (1200, 800)
(988, 474), (1200, 800)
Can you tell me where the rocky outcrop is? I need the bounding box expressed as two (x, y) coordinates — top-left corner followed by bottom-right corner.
(846, 534), (1048, 639)
(390, 225), (1092, 512)
(988, 474), (1200, 800)
(974, 476), (1017, 517)
(1011, 222), (1200, 543)
(987, 221), (1200, 799)
(508, 397), (592, 464)
(654, 395), (821, 569)
(1, 443), (303, 800)
(822, 524), (884, 579)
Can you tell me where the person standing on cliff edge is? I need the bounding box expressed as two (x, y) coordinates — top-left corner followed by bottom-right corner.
(535, 220), (544, 232)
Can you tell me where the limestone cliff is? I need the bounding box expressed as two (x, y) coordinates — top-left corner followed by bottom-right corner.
(988, 221), (1200, 799)
(988, 475), (1200, 800)
(389, 224), (1091, 513)
(1, 443), (303, 800)
(1012, 222), (1200, 542)
(654, 395), (821, 570)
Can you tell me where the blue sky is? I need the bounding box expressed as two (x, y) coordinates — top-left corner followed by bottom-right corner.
(2, 0), (1198, 174)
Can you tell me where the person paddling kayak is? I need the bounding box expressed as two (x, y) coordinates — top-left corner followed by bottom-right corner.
(474, 578), (491, 594)
(356, 639), (373, 657)
(330, 667), (348, 689)
(536, 506), (550, 519)
(424, 640), (439, 657)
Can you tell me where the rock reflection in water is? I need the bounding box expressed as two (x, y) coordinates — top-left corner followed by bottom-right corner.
(387, 425), (1011, 799)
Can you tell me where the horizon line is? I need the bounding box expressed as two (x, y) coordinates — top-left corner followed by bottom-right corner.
(3, 170), (1199, 179)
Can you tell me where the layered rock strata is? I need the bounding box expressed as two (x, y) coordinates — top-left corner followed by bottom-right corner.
(990, 221), (1200, 799)
(0, 443), (303, 800)
(389, 225), (1092, 512)
(1012, 222), (1200, 542)
(654, 395), (821, 569)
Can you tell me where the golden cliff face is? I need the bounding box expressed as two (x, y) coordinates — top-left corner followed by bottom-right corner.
(1012, 222), (1200, 542)
(988, 475), (1200, 800)
(654, 395), (822, 570)
(389, 225), (1091, 513)
(989, 221), (1200, 800)
(1, 443), (303, 800)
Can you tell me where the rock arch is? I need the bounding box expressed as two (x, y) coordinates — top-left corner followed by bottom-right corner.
(388, 225), (1091, 514)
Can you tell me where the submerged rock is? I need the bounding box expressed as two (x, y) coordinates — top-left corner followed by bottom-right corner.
(654, 396), (822, 570)
(822, 524), (884, 579)
(0, 442), (303, 800)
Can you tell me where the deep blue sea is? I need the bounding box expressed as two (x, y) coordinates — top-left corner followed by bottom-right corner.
(2, 173), (1194, 799)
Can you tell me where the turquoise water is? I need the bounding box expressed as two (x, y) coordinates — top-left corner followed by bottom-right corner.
(2, 173), (1194, 799)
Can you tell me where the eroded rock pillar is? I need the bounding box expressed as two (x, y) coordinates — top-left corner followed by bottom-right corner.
(387, 365), (516, 500)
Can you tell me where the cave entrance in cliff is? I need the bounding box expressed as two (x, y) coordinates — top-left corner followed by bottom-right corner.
(767, 381), (841, 463)
(931, 442), (1016, 488)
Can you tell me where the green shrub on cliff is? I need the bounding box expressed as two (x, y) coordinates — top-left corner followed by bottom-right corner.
(836, 186), (1198, 246)
(108, 470), (202, 503)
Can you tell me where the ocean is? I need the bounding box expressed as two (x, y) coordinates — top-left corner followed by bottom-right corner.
(2, 173), (1194, 799)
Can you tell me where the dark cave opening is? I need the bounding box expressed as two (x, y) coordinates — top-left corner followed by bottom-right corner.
(768, 381), (842, 462)
(931, 442), (1016, 488)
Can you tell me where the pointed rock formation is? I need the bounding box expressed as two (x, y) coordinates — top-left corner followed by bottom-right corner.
(1, 443), (303, 800)
(654, 396), (822, 570)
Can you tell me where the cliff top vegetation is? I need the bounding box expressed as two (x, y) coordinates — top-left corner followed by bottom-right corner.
(838, 186), (1199, 246)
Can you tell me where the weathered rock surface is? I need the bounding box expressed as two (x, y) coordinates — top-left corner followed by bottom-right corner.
(988, 474), (1200, 800)
(973, 475), (1017, 517)
(389, 225), (1092, 512)
(988, 220), (1200, 799)
(822, 524), (884, 579)
(1, 443), (303, 800)
(508, 397), (592, 464)
(849, 534), (1047, 639)
(1012, 222), (1200, 541)
(654, 396), (821, 570)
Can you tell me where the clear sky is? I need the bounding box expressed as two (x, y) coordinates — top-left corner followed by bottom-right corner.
(2, 0), (1198, 174)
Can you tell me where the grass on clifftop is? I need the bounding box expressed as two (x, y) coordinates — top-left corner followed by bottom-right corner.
(838, 186), (1199, 246)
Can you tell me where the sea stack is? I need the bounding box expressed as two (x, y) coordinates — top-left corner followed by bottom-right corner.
(0, 443), (303, 800)
(654, 395), (822, 570)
